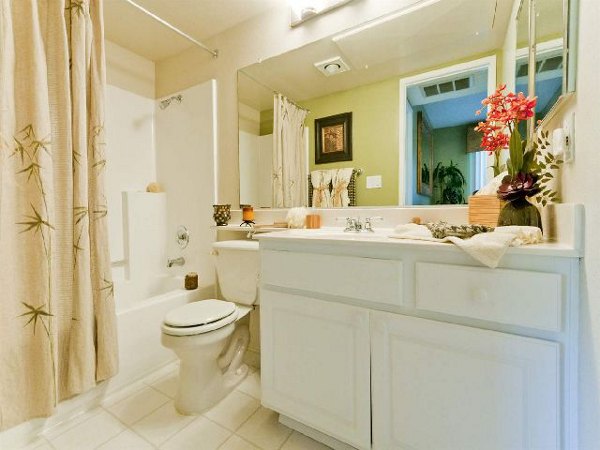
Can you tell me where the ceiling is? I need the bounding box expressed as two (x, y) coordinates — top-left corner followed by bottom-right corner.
(104, 0), (281, 61)
(407, 69), (488, 129)
(240, 0), (512, 107)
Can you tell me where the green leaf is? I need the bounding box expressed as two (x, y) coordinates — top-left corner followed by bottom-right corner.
(506, 157), (514, 177)
(509, 127), (523, 174)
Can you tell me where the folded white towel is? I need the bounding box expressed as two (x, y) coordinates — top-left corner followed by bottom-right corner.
(389, 224), (542, 268)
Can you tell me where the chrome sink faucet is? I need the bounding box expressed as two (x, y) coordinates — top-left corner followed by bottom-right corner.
(339, 216), (384, 232)
(167, 256), (185, 268)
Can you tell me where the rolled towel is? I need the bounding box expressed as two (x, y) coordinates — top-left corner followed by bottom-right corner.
(494, 226), (543, 246)
(390, 223), (543, 268)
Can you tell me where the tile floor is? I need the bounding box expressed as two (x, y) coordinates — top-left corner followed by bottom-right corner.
(21, 363), (331, 450)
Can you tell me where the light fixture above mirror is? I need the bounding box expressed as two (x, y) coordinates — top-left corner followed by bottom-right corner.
(290, 0), (355, 27)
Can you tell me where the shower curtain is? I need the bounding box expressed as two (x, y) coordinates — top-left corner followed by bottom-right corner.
(272, 93), (308, 208)
(0, 0), (117, 430)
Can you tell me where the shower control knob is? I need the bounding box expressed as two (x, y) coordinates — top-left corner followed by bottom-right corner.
(176, 225), (190, 249)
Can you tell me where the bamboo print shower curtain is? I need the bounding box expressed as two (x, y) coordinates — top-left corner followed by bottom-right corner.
(0, 0), (117, 430)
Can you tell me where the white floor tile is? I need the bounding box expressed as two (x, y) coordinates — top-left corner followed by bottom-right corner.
(218, 434), (260, 450)
(159, 417), (230, 450)
(149, 372), (178, 399)
(204, 391), (260, 432)
(142, 362), (179, 386)
(105, 386), (170, 425)
(236, 370), (261, 400)
(101, 380), (148, 408)
(130, 402), (194, 447)
(42, 408), (102, 440)
(19, 436), (54, 450)
(96, 429), (155, 450)
(46, 410), (124, 450)
(236, 407), (292, 450)
(281, 431), (332, 450)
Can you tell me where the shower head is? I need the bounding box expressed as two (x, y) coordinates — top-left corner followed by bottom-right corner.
(159, 94), (183, 110)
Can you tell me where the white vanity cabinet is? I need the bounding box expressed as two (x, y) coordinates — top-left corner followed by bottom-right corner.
(258, 236), (580, 450)
(371, 313), (560, 450)
(260, 289), (371, 450)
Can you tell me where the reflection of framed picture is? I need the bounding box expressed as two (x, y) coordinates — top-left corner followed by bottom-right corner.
(315, 112), (352, 164)
(416, 111), (433, 196)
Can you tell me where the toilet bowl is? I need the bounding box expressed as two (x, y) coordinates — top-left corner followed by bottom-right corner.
(161, 240), (259, 415)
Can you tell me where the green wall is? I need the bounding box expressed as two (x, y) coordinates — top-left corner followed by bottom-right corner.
(301, 78), (399, 206)
(431, 124), (470, 202)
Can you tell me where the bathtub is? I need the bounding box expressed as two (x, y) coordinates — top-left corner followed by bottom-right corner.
(2, 276), (214, 448)
(110, 276), (213, 392)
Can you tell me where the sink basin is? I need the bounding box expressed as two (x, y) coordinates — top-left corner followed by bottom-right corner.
(274, 228), (392, 241)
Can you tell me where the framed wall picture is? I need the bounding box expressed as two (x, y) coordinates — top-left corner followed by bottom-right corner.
(315, 112), (352, 164)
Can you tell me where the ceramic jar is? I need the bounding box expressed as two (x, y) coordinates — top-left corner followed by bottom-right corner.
(213, 204), (231, 226)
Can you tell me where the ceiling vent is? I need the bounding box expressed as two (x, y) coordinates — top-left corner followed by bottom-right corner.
(422, 76), (472, 97)
(516, 54), (563, 78)
(314, 56), (351, 77)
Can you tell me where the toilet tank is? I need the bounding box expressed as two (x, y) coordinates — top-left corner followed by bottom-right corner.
(212, 240), (259, 305)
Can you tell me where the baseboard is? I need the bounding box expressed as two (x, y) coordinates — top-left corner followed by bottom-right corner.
(279, 414), (357, 450)
(243, 348), (260, 370)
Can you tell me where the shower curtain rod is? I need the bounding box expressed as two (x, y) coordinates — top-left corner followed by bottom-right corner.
(122, 0), (219, 58)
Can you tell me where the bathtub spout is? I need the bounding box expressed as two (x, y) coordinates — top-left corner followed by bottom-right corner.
(167, 257), (185, 268)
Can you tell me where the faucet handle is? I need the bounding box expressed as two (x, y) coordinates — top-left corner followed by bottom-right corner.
(336, 216), (358, 232)
(364, 216), (384, 231)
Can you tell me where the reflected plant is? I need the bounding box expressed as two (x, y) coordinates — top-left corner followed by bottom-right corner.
(432, 161), (466, 205)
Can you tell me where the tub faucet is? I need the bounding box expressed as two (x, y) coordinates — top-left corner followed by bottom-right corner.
(167, 257), (185, 268)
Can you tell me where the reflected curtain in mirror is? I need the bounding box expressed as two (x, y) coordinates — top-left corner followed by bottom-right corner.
(416, 112), (433, 196)
(272, 94), (309, 207)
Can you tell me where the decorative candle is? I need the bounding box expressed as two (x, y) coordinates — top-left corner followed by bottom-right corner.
(185, 272), (198, 290)
(242, 205), (254, 222)
(305, 214), (321, 229)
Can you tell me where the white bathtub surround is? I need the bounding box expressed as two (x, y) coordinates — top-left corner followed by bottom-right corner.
(156, 80), (218, 288)
(105, 85), (156, 264)
(257, 205), (582, 450)
(0, 0), (117, 432)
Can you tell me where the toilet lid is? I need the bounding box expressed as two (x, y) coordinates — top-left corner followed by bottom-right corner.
(164, 300), (236, 328)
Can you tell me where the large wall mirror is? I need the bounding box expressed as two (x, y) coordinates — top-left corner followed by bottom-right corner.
(238, 0), (578, 209)
(516, 0), (578, 136)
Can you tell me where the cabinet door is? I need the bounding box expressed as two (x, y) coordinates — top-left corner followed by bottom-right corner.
(261, 289), (371, 450)
(371, 312), (560, 450)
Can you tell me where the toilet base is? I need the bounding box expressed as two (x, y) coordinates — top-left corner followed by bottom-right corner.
(172, 324), (251, 415)
(174, 361), (249, 415)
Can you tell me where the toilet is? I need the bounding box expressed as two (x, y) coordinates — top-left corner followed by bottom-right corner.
(161, 240), (259, 415)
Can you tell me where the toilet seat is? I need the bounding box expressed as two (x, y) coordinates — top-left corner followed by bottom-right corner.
(162, 300), (239, 336)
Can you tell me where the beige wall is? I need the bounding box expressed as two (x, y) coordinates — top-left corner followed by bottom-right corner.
(155, 1), (425, 205)
(106, 40), (155, 99)
(540, 1), (600, 447)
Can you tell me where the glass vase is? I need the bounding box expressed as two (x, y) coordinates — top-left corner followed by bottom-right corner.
(497, 197), (542, 231)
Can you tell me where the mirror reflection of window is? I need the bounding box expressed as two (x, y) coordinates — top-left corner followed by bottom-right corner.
(535, 0), (565, 124)
(407, 68), (489, 206)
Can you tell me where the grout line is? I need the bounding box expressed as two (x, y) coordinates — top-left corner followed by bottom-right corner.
(278, 431), (294, 449)
(42, 407), (104, 441)
(91, 425), (128, 450)
(100, 405), (160, 447)
(217, 434), (262, 449)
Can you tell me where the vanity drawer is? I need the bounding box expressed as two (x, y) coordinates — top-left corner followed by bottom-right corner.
(415, 263), (562, 331)
(261, 250), (404, 305)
